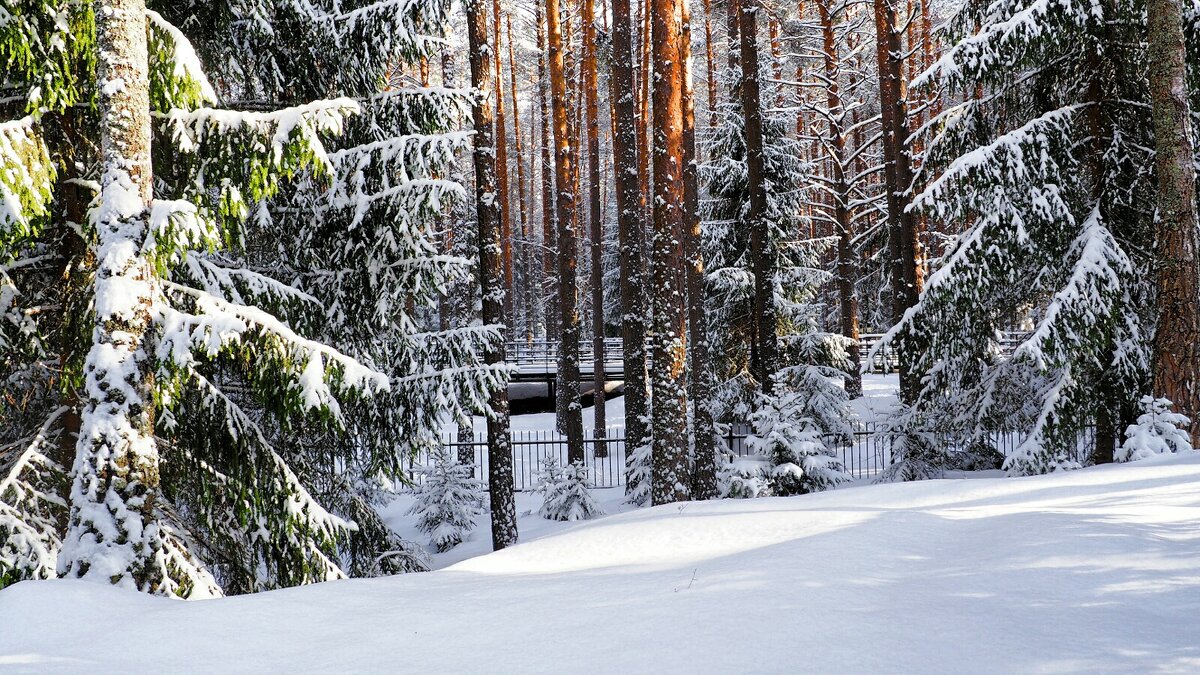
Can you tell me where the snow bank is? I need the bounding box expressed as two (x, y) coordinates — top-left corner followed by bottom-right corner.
(2, 455), (1199, 673)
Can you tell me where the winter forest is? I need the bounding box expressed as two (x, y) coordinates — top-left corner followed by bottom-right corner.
(1, 0), (1200, 669)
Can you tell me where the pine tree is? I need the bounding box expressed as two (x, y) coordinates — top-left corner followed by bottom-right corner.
(649, 0), (691, 505)
(1146, 0), (1200, 446)
(608, 0), (653, 502)
(465, 0), (521, 550)
(701, 46), (842, 422)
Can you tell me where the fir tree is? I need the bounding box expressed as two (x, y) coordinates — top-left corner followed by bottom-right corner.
(0, 0), (498, 595)
(536, 457), (604, 522)
(1117, 396), (1194, 462)
(407, 448), (485, 552)
(745, 369), (852, 495)
(875, 0), (1199, 476)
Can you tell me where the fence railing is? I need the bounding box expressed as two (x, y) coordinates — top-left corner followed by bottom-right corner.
(423, 421), (1094, 491)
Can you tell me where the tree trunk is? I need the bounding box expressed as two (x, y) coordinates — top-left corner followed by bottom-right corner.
(873, 0), (921, 403)
(537, 0), (559, 340)
(61, 0), (163, 589)
(702, 0), (719, 124)
(507, 14), (534, 343)
(547, 0), (586, 463)
(493, 0), (515, 328)
(650, 0), (692, 505)
(818, 0), (862, 399)
(683, 0), (718, 499)
(609, 0), (653, 492)
(466, 0), (519, 549)
(1147, 0), (1200, 446)
(739, 0), (779, 394)
(582, 0), (608, 456)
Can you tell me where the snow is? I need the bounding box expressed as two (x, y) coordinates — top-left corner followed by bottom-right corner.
(4, 454), (1199, 673)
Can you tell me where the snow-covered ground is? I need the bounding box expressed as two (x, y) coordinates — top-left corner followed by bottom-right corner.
(4, 453), (1199, 673)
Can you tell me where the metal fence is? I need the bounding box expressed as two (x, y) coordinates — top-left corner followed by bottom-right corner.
(423, 421), (1095, 491)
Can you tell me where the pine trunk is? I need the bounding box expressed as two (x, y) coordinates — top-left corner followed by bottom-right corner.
(582, 0), (608, 456)
(609, 0), (653, 492)
(466, 0), (519, 549)
(818, 0), (862, 398)
(537, 1), (559, 340)
(61, 0), (164, 590)
(739, 0), (779, 394)
(650, 0), (692, 504)
(1147, 0), (1200, 445)
(493, 0), (515, 328)
(873, 0), (921, 403)
(547, 0), (586, 462)
(683, 0), (718, 499)
(507, 15), (534, 343)
(702, 0), (719, 124)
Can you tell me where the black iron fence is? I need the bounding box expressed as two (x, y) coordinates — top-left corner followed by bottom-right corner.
(420, 421), (1095, 491)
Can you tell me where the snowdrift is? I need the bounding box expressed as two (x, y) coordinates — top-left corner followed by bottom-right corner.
(2, 454), (1199, 673)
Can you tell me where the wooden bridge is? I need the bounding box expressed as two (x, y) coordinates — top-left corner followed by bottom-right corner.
(504, 332), (1029, 380)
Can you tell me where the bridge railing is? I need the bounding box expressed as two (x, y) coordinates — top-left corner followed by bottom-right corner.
(416, 420), (1091, 491)
(505, 337), (625, 369)
(858, 331), (1029, 373)
(507, 332), (1031, 375)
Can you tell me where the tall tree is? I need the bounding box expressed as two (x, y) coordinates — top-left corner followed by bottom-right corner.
(609, 0), (653, 500)
(508, 14), (534, 342)
(5, 0), (490, 592)
(650, 0), (692, 504)
(583, 0), (608, 453)
(872, 0), (921, 403)
(683, 0), (718, 499)
(536, 0), (559, 340)
(493, 0), (515, 326)
(883, 0), (1184, 476)
(59, 0), (178, 592)
(467, 0), (519, 549)
(1147, 0), (1200, 445)
(547, 0), (586, 462)
(738, 0), (779, 393)
(816, 0), (863, 399)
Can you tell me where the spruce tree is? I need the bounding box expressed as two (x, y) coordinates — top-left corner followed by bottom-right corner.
(1, 0), (500, 594)
(877, 0), (1199, 476)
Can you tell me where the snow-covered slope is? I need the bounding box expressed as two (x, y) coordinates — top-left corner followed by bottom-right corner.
(3, 455), (1199, 673)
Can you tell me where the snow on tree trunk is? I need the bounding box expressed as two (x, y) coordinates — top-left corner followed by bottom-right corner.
(547, 0), (586, 463)
(467, 0), (518, 550)
(609, 0), (652, 501)
(650, 0), (692, 505)
(59, 0), (213, 596)
(682, 0), (718, 500)
(582, 0), (608, 457)
(1147, 0), (1200, 447)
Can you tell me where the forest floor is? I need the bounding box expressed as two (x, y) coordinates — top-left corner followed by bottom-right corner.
(3, 451), (1198, 673)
